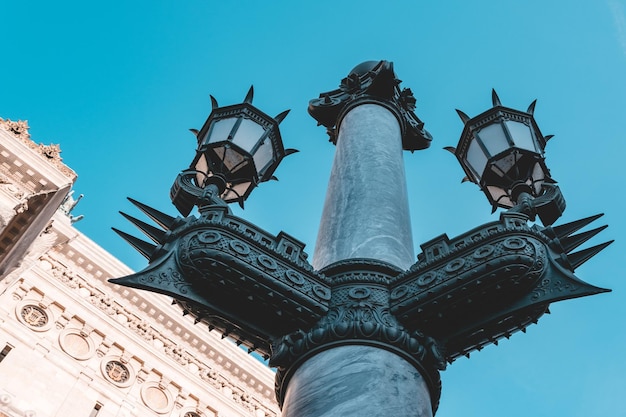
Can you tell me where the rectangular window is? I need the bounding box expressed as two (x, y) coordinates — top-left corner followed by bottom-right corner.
(89, 403), (102, 417)
(0, 345), (12, 363)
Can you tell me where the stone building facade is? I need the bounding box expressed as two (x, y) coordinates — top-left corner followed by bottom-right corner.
(0, 119), (280, 417)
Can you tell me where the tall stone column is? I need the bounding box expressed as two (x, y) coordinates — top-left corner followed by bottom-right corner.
(275, 61), (437, 417)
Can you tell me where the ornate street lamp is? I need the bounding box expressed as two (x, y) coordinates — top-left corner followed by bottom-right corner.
(170, 86), (295, 215)
(447, 90), (565, 225)
(111, 62), (612, 417)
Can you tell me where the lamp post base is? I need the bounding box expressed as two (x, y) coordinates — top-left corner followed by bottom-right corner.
(281, 345), (433, 417)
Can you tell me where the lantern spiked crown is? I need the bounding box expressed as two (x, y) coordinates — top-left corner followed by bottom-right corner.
(170, 86), (296, 216)
(447, 90), (565, 225)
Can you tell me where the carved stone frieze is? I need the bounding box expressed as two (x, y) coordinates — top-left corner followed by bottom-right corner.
(11, 282), (29, 301)
(96, 338), (112, 358)
(5, 228), (61, 281)
(43, 253), (277, 416)
(55, 313), (71, 330)
(0, 180), (26, 200)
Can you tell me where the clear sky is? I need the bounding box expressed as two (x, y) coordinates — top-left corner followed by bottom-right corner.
(1, 1), (625, 416)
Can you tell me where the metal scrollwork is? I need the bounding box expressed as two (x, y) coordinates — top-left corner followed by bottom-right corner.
(503, 237), (526, 250)
(139, 265), (192, 295)
(198, 230), (221, 244)
(348, 287), (370, 300)
(257, 255), (278, 271)
(444, 259), (465, 273)
(229, 240), (251, 255)
(312, 285), (331, 301)
(285, 270), (305, 286)
(270, 273), (445, 414)
(271, 299), (445, 412)
(473, 245), (494, 259)
(417, 273), (437, 287)
(390, 285), (408, 300)
(531, 278), (552, 301)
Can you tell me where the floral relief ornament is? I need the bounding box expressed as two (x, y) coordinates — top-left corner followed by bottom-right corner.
(0, 118), (30, 139)
(20, 304), (48, 327)
(105, 360), (130, 383)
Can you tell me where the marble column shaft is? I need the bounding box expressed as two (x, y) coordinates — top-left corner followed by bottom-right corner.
(281, 346), (433, 417)
(312, 103), (415, 271)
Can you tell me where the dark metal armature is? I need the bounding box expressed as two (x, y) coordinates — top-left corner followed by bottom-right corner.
(111, 63), (612, 416)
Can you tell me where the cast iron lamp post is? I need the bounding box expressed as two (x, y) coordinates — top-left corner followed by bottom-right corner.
(111, 61), (612, 417)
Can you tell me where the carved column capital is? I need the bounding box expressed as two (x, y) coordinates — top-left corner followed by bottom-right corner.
(308, 60), (432, 151)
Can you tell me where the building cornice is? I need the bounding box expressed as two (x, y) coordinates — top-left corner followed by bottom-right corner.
(0, 120), (76, 188)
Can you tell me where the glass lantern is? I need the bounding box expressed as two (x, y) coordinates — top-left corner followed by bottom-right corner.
(171, 87), (293, 215)
(454, 91), (552, 210)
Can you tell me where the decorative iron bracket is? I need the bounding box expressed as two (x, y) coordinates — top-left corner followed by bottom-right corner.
(112, 201), (611, 415)
(507, 183), (566, 226)
(390, 211), (611, 362)
(111, 203), (331, 358)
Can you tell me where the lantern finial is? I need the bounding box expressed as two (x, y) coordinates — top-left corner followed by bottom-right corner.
(244, 86), (254, 104)
(274, 110), (290, 124)
(455, 109), (470, 124)
(491, 89), (502, 107)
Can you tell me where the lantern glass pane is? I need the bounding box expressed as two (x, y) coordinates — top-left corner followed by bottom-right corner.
(233, 118), (265, 152)
(506, 121), (536, 152)
(211, 146), (226, 173)
(486, 185), (513, 208)
(477, 124), (510, 157)
(530, 162), (546, 194)
(467, 139), (488, 180)
(206, 118), (237, 144)
(194, 153), (209, 186)
(221, 147), (246, 172)
(493, 153), (519, 178)
(223, 181), (252, 201)
(253, 138), (274, 176)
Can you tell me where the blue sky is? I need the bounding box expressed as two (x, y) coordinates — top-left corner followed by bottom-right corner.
(1, 1), (625, 416)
